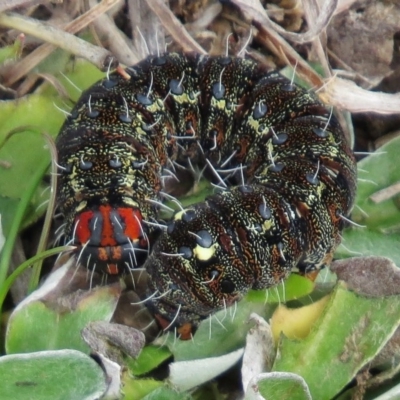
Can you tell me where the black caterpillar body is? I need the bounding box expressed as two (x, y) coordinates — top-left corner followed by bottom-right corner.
(56, 53), (357, 338)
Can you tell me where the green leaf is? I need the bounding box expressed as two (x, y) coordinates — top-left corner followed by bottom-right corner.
(0, 99), (57, 232)
(127, 345), (172, 376)
(122, 378), (164, 400)
(245, 372), (312, 400)
(0, 350), (107, 400)
(165, 299), (269, 362)
(246, 273), (315, 303)
(6, 284), (120, 354)
(0, 57), (104, 234)
(141, 386), (192, 400)
(338, 136), (400, 265)
(272, 282), (400, 400)
(0, 36), (23, 65)
(0, 196), (23, 238)
(44, 58), (104, 101)
(353, 136), (400, 231)
(337, 229), (400, 266)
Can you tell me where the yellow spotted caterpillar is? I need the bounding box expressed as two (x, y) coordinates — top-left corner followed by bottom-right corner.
(56, 53), (357, 339)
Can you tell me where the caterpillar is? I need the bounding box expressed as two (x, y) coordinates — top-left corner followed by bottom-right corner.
(56, 52), (357, 339)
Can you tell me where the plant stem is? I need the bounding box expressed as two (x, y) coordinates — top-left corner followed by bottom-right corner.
(0, 159), (49, 297)
(0, 246), (72, 312)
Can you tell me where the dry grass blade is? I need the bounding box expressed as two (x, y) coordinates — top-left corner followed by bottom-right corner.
(336, 0), (360, 15)
(232, 0), (338, 44)
(320, 77), (400, 114)
(0, 12), (114, 68)
(129, 0), (165, 60)
(185, 3), (222, 34)
(0, 0), (120, 87)
(228, 0), (324, 89)
(145, 0), (207, 54)
(370, 183), (400, 204)
(0, 0), (58, 13)
(302, 0), (332, 78)
(88, 0), (138, 66)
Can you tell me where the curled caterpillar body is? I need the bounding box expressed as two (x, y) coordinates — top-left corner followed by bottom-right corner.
(55, 53), (356, 336)
(139, 54), (357, 338)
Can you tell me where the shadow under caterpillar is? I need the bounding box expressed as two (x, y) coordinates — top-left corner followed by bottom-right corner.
(56, 53), (357, 339)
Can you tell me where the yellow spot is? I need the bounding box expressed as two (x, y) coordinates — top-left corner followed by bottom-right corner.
(211, 97), (228, 111)
(193, 243), (218, 261)
(172, 93), (196, 105)
(75, 201), (87, 213)
(315, 181), (326, 198)
(146, 99), (165, 112)
(262, 219), (273, 231)
(122, 197), (139, 208)
(246, 116), (269, 135)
